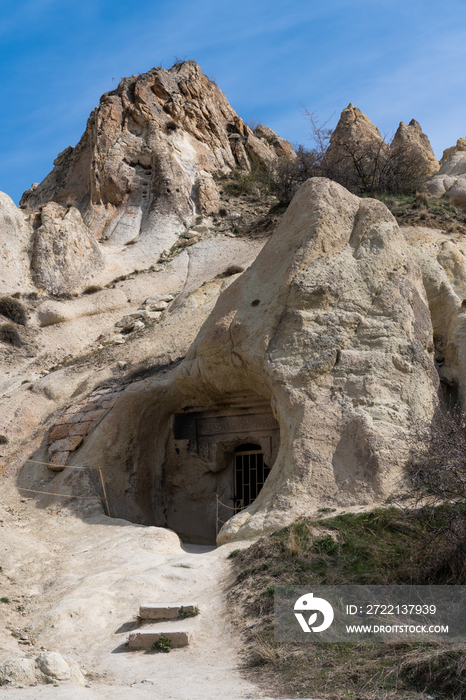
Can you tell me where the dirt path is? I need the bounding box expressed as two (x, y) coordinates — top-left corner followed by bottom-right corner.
(0, 488), (271, 700)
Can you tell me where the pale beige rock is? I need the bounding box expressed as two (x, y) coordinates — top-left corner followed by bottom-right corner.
(67, 178), (437, 544)
(427, 139), (466, 207)
(0, 653), (84, 686)
(254, 124), (296, 161)
(19, 62), (295, 288)
(327, 103), (387, 156)
(391, 119), (439, 176)
(36, 288), (128, 327)
(0, 192), (34, 295)
(31, 202), (104, 294)
(440, 137), (466, 165)
(36, 651), (85, 684)
(0, 657), (37, 684)
(245, 132), (277, 169)
(403, 226), (466, 404)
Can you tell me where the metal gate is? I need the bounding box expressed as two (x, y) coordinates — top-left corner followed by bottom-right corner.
(234, 444), (270, 513)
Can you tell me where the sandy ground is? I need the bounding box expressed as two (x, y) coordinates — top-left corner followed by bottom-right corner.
(0, 483), (276, 699)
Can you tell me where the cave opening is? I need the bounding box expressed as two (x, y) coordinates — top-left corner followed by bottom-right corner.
(161, 394), (279, 544)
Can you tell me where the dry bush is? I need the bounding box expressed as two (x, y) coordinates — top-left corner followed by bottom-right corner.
(0, 324), (23, 347)
(82, 285), (102, 295)
(249, 634), (280, 667)
(217, 265), (245, 279)
(400, 647), (466, 698)
(324, 138), (431, 196)
(403, 407), (466, 584)
(0, 435), (8, 445)
(0, 296), (27, 325)
(414, 191), (429, 208)
(406, 407), (466, 503)
(271, 107), (431, 204)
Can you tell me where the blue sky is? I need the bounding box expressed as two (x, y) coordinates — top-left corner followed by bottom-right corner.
(1, 0), (465, 204)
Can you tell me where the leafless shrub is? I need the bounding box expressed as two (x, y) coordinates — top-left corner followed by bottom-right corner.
(271, 107), (431, 203)
(406, 407), (466, 503)
(0, 297), (27, 325)
(0, 323), (23, 347)
(217, 265), (245, 278)
(324, 137), (430, 196)
(402, 407), (466, 583)
(400, 648), (466, 698)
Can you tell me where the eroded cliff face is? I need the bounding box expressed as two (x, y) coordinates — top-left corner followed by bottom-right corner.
(16, 61), (294, 293)
(46, 178), (445, 544)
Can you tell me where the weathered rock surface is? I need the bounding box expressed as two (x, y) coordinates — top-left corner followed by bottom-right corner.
(61, 178), (441, 543)
(36, 288), (128, 327)
(426, 138), (466, 207)
(31, 202), (104, 294)
(391, 119), (439, 176)
(0, 192), (34, 295)
(439, 137), (466, 165)
(18, 61), (294, 287)
(0, 652), (84, 686)
(402, 225), (466, 404)
(326, 105), (438, 194)
(327, 102), (387, 157)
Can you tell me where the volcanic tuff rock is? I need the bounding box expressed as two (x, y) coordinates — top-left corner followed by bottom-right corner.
(31, 202), (103, 294)
(56, 178), (445, 542)
(0, 192), (35, 294)
(391, 119), (439, 176)
(327, 103), (386, 155)
(426, 138), (466, 208)
(16, 61), (294, 293)
(327, 104), (438, 179)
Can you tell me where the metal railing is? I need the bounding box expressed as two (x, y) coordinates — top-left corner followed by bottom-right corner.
(215, 493), (247, 538)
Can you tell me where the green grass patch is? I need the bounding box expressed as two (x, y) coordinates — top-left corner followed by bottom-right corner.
(229, 507), (466, 699)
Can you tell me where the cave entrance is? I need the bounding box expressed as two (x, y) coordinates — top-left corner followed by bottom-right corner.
(234, 443), (270, 513)
(162, 394), (280, 545)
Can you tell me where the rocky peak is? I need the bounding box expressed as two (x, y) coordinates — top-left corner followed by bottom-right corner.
(20, 61), (294, 239)
(391, 119), (439, 175)
(327, 103), (386, 153)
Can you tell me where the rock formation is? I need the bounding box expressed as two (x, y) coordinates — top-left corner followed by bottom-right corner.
(0, 192), (35, 293)
(426, 138), (466, 207)
(48, 177), (445, 544)
(327, 103), (386, 155)
(326, 105), (438, 192)
(16, 61), (294, 294)
(4, 62), (466, 550)
(391, 119), (439, 176)
(31, 203), (103, 294)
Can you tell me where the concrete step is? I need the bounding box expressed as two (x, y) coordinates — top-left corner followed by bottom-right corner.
(139, 603), (198, 620)
(128, 619), (194, 649)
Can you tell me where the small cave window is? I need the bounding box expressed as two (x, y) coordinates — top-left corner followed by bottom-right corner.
(234, 443), (270, 512)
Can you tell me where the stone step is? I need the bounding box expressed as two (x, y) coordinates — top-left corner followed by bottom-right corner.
(139, 603), (198, 620)
(128, 620), (194, 649)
